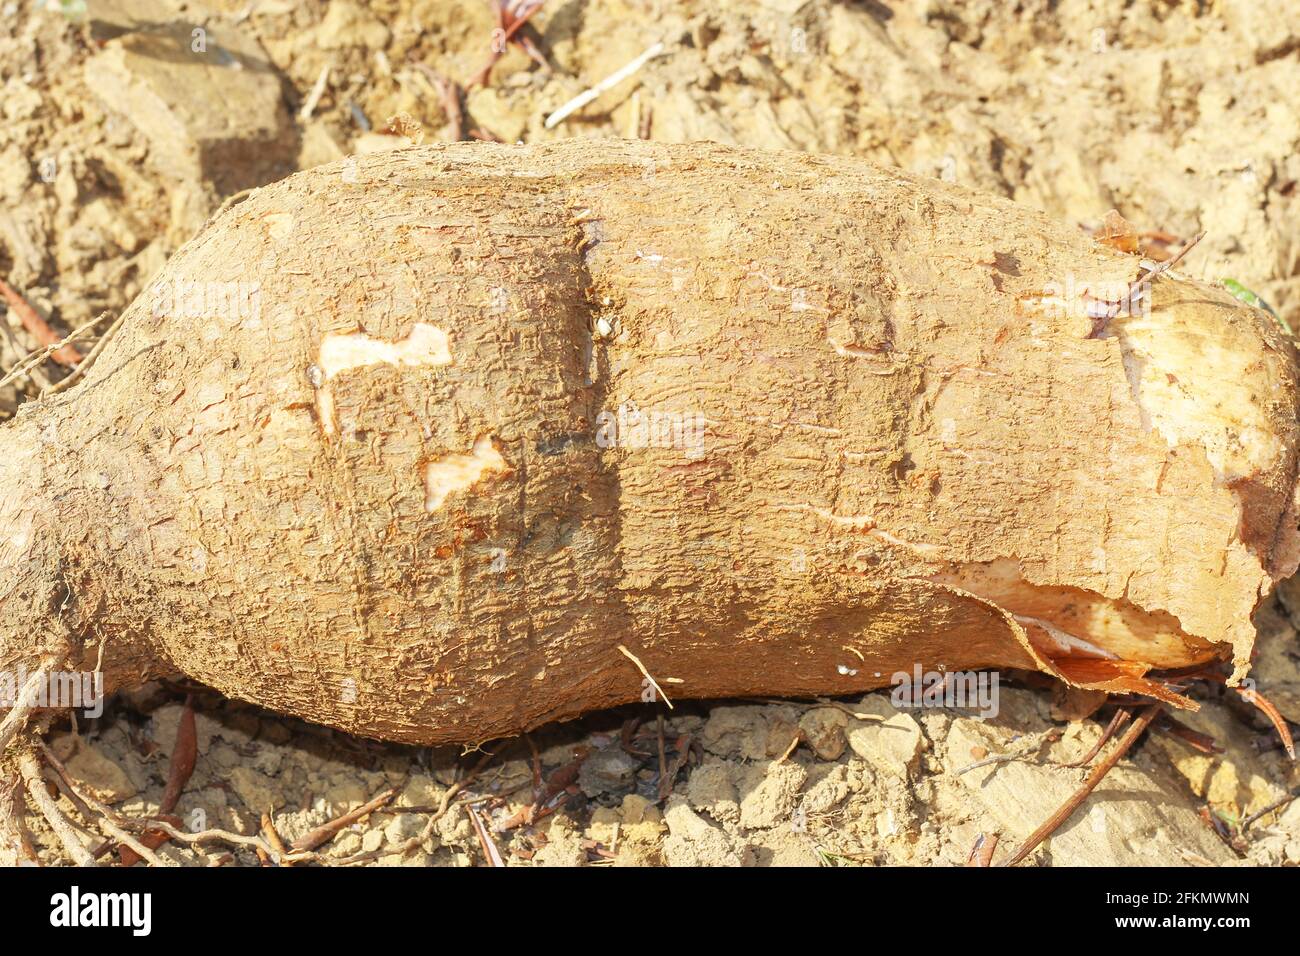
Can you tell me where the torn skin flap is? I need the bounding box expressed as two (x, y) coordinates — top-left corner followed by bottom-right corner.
(926, 561), (1215, 709)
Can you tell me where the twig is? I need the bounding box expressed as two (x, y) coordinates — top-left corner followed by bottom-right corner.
(0, 312), (112, 392)
(1140, 231), (1205, 282)
(627, 90), (642, 139)
(1, 775), (39, 864)
(1089, 232), (1205, 312)
(1242, 786), (1300, 831)
(44, 762), (97, 827)
(213, 188), (255, 220)
(37, 741), (318, 865)
(334, 748), (500, 866)
(954, 729), (1059, 776)
(291, 786), (396, 853)
(100, 816), (170, 867)
(0, 662), (56, 754)
(1000, 703), (1162, 866)
(1238, 687), (1296, 760)
(965, 832), (998, 867)
(956, 751), (1028, 775)
(626, 90), (655, 140)
(1062, 706), (1131, 768)
(160, 695), (197, 814)
(18, 751), (97, 866)
(469, 0), (548, 88)
(262, 810), (290, 865)
(35, 744), (173, 867)
(498, 746), (590, 831)
(468, 803), (505, 867)
(656, 733), (694, 804)
(0, 278), (82, 367)
(1188, 669), (1295, 760)
(0, 319), (51, 391)
(618, 644), (673, 708)
(413, 64), (466, 142)
(299, 64), (330, 121)
(774, 730), (803, 765)
(104, 807), (317, 862)
(545, 41), (666, 129)
(118, 693), (197, 866)
(656, 714), (668, 792)
(1154, 713), (1222, 755)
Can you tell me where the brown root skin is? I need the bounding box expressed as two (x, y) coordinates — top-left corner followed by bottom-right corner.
(0, 420), (72, 674)
(0, 417), (160, 695)
(2, 141), (1297, 745)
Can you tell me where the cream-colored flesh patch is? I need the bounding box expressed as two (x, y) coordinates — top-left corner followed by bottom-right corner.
(425, 435), (508, 511)
(1031, 281), (1284, 482)
(1111, 302), (1282, 481)
(313, 323), (452, 436)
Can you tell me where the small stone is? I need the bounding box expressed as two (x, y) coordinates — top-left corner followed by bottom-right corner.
(620, 793), (658, 825)
(587, 806), (621, 843)
(361, 829), (384, 853)
(395, 773), (444, 809)
(802, 765), (852, 814)
(1152, 699), (1285, 818)
(330, 831), (362, 857)
(322, 780), (368, 815)
(65, 741), (138, 804)
(465, 87), (527, 144)
(1286, 839), (1300, 865)
(248, 745), (283, 776)
(384, 812), (426, 845)
(534, 818), (587, 867)
(662, 796), (746, 867)
(2, 79), (40, 122)
(228, 766), (284, 813)
(258, 719), (293, 745)
(149, 703), (216, 758)
(739, 761), (807, 830)
(845, 695), (924, 779)
(799, 707), (849, 761)
(435, 806), (473, 844)
(221, 706), (261, 741)
(686, 760), (740, 824)
(317, 1), (391, 50)
(298, 120), (347, 170)
(378, 850), (437, 866)
(84, 22), (296, 199)
(765, 715), (802, 758)
(577, 748), (639, 797)
(946, 718), (1233, 865)
(46, 732), (77, 763)
(701, 705), (769, 760)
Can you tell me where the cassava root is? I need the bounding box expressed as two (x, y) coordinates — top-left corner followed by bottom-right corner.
(2, 140), (1298, 746)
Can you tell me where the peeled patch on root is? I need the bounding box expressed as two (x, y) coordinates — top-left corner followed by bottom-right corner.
(424, 435), (509, 512)
(1111, 292), (1285, 482)
(313, 323), (452, 436)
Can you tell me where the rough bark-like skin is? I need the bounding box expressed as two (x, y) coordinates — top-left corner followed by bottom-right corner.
(3, 141), (1298, 744)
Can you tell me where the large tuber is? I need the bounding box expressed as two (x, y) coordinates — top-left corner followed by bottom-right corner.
(2, 141), (1297, 744)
